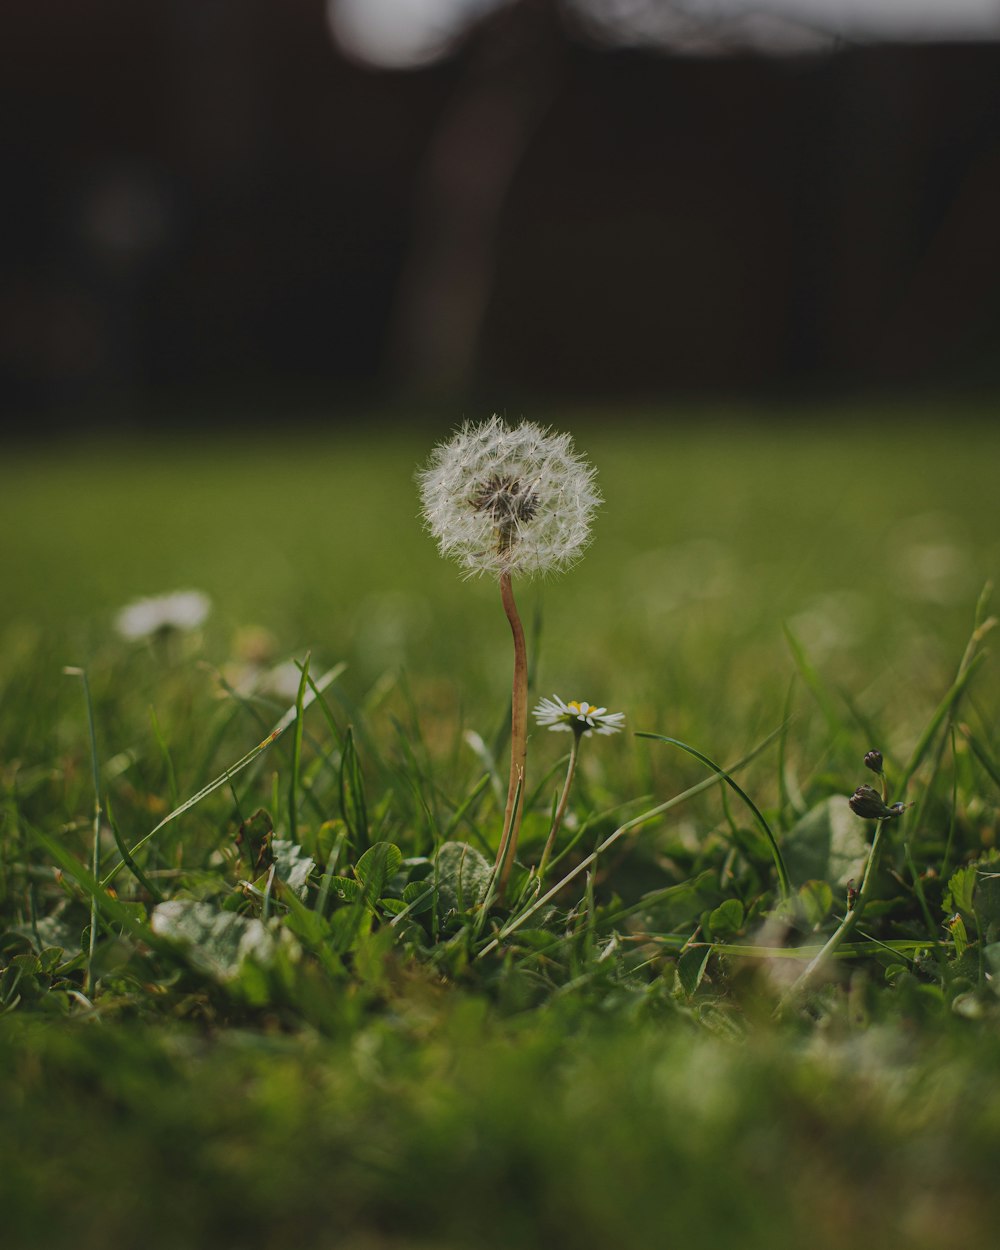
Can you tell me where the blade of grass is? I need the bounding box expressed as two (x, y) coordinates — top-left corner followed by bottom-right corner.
(477, 726), (783, 958)
(149, 704), (179, 812)
(302, 663), (348, 750)
(777, 679), (807, 822)
(473, 769), (525, 938)
(707, 938), (950, 960)
(389, 715), (438, 850)
(895, 585), (995, 800)
(595, 870), (719, 931)
(635, 731), (791, 898)
(442, 771), (493, 850)
(959, 723), (1000, 795)
(101, 664), (343, 887)
(288, 653), (311, 844)
(313, 822), (350, 918)
(893, 589), (994, 944)
(776, 812), (889, 1012)
(900, 654), (989, 809)
(339, 726), (370, 853)
(782, 624), (845, 743)
(63, 667), (102, 995)
(29, 822), (170, 953)
(105, 795), (163, 903)
(542, 794), (652, 880)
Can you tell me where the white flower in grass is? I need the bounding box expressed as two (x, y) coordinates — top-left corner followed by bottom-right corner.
(416, 415), (601, 579)
(533, 695), (625, 736)
(115, 589), (211, 640)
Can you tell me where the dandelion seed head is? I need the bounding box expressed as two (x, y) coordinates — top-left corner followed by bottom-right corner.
(416, 415), (601, 579)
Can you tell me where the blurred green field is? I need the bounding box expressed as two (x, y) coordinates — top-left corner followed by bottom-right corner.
(4, 403), (998, 745)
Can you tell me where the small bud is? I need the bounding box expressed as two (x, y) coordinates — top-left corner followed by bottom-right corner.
(846, 879), (858, 910)
(863, 750), (884, 775)
(849, 784), (895, 820)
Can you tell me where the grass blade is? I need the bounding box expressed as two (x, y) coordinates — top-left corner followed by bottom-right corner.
(635, 731), (791, 898)
(782, 624), (844, 741)
(288, 653), (311, 844)
(478, 726), (783, 958)
(105, 795), (163, 903)
(339, 726), (370, 853)
(63, 666), (103, 994)
(101, 664), (343, 887)
(959, 723), (1000, 795)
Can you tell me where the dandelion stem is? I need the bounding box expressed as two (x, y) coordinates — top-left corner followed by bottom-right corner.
(497, 571), (528, 895)
(538, 732), (581, 880)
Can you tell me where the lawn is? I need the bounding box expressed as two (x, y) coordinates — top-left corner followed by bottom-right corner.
(2, 401), (1000, 1248)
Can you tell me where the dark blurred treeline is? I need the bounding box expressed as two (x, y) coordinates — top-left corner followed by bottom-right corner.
(3, 0), (1000, 433)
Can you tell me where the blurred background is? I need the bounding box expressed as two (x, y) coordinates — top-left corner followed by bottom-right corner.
(3, 0), (1000, 436)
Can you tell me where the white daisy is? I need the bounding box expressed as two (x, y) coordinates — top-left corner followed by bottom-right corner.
(114, 589), (211, 640)
(533, 695), (625, 736)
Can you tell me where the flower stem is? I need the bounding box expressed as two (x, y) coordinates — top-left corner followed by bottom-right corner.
(496, 572), (528, 896)
(776, 815), (887, 1014)
(538, 732), (581, 880)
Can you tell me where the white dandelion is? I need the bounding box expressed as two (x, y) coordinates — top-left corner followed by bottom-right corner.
(416, 416), (603, 897)
(416, 415), (601, 580)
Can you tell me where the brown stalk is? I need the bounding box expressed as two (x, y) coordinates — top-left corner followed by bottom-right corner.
(496, 570), (528, 895)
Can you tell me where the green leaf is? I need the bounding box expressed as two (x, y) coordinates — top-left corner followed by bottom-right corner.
(708, 898), (745, 937)
(676, 946), (711, 997)
(402, 879), (435, 916)
(235, 808), (274, 875)
(797, 879), (834, 928)
(330, 902), (372, 949)
(945, 853), (1000, 942)
(271, 839), (316, 901)
(300, 819), (346, 868)
(783, 796), (869, 888)
(355, 842), (403, 900)
(617, 871), (719, 932)
(149, 900), (293, 981)
(982, 942), (1000, 994)
(507, 929), (559, 951)
(948, 913), (969, 958)
(435, 841), (493, 915)
(89, 936), (135, 981)
(945, 862), (977, 918)
(973, 856), (1000, 942)
(329, 876), (361, 902)
(6, 914), (78, 958)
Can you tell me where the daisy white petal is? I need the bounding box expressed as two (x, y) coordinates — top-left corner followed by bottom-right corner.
(532, 695), (625, 736)
(115, 589), (211, 640)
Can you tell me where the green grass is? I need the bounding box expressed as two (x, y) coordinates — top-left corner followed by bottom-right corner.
(3, 402), (1000, 1248)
